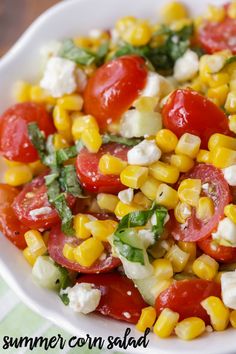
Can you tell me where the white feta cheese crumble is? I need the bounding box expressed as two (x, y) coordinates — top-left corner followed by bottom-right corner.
(151, 212), (170, 226)
(118, 188), (134, 204)
(221, 271), (236, 309)
(222, 165), (236, 186)
(138, 229), (155, 247)
(174, 50), (199, 82)
(65, 283), (101, 314)
(140, 72), (174, 98)
(127, 139), (161, 166)
(40, 57), (77, 98)
(29, 207), (52, 219)
(212, 217), (236, 246)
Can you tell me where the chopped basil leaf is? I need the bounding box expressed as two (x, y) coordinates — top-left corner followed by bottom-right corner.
(60, 165), (83, 197)
(75, 139), (85, 152)
(46, 179), (60, 204)
(28, 122), (47, 160)
(113, 237), (145, 264)
(96, 41), (110, 65)
(53, 194), (74, 236)
(60, 293), (69, 305)
(56, 146), (78, 165)
(102, 134), (142, 146)
(151, 207), (168, 237)
(59, 39), (97, 66)
(44, 172), (59, 185)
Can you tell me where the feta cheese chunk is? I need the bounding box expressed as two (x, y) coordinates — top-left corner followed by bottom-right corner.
(221, 271), (236, 309)
(174, 50), (199, 82)
(65, 283), (101, 314)
(138, 229), (155, 247)
(40, 57), (77, 98)
(212, 217), (236, 246)
(118, 188), (134, 204)
(140, 72), (174, 98)
(222, 165), (236, 186)
(127, 139), (161, 166)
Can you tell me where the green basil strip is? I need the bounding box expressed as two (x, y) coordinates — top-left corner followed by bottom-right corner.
(95, 41), (110, 65)
(102, 134), (142, 146)
(46, 179), (60, 204)
(113, 237), (145, 265)
(151, 207), (168, 237)
(59, 39), (97, 66)
(28, 122), (47, 160)
(56, 146), (78, 165)
(53, 194), (74, 236)
(60, 165), (83, 197)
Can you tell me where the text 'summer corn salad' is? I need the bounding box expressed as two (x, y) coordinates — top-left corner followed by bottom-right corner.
(3, 0), (236, 342)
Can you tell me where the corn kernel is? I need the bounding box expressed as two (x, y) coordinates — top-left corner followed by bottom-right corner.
(149, 161), (179, 184)
(72, 114), (99, 140)
(165, 244), (190, 272)
(3, 158), (23, 167)
(154, 308), (179, 338)
(224, 204), (236, 224)
(196, 196), (215, 222)
(4, 165), (33, 186)
(170, 154), (194, 173)
(120, 165), (148, 189)
(207, 73), (229, 88)
(99, 154), (127, 175)
(210, 146), (236, 168)
(114, 201), (142, 218)
(152, 259), (173, 280)
(57, 94), (83, 111)
(81, 128), (102, 153)
(178, 241), (196, 261)
(174, 202), (191, 224)
(175, 317), (205, 340)
(161, 2), (188, 23)
(196, 149), (212, 163)
(201, 296), (229, 331)
(178, 179), (201, 207)
(206, 4), (225, 22)
(30, 85), (56, 105)
(24, 230), (47, 257)
(230, 310), (236, 328)
(175, 133), (201, 159)
(229, 115), (236, 134)
(133, 192), (152, 209)
(53, 133), (70, 151)
(134, 97), (158, 112)
(230, 80), (236, 91)
(85, 219), (118, 241)
(155, 129), (178, 153)
(193, 254), (219, 280)
(97, 193), (119, 212)
(225, 91), (236, 113)
(116, 17), (152, 46)
(28, 160), (47, 176)
(136, 306), (157, 332)
(62, 243), (75, 261)
(207, 84), (229, 105)
(73, 238), (104, 267)
(23, 247), (38, 266)
(73, 214), (92, 239)
(140, 176), (161, 200)
(208, 133), (236, 151)
(228, 1), (236, 19)
(152, 279), (173, 298)
(13, 81), (31, 102)
(53, 105), (72, 140)
(156, 183), (179, 209)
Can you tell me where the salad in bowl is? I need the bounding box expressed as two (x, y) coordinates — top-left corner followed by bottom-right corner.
(1, 0), (236, 344)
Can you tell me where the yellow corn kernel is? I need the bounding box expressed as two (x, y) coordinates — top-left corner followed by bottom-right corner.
(170, 18), (192, 31)
(23, 247), (38, 266)
(206, 4), (225, 22)
(199, 54), (226, 83)
(57, 94), (83, 111)
(73, 238), (104, 267)
(207, 73), (229, 88)
(174, 202), (191, 224)
(149, 161), (179, 184)
(115, 16), (136, 34)
(134, 97), (158, 112)
(127, 22), (152, 46)
(161, 2), (188, 23)
(175, 133), (201, 159)
(196, 196), (215, 222)
(208, 133), (236, 151)
(53, 105), (72, 140)
(74, 214), (92, 239)
(178, 179), (201, 207)
(228, 1), (236, 19)
(136, 306), (157, 332)
(13, 81), (31, 102)
(170, 154), (194, 173)
(29, 160), (47, 176)
(24, 230), (47, 257)
(62, 243), (75, 261)
(4, 165), (33, 186)
(81, 128), (102, 153)
(183, 261), (194, 274)
(3, 158), (23, 167)
(156, 183), (179, 209)
(155, 129), (178, 153)
(98, 154), (127, 175)
(120, 165), (148, 189)
(30, 85), (56, 105)
(210, 146), (236, 168)
(53, 133), (70, 151)
(224, 204), (236, 224)
(152, 259), (173, 280)
(97, 193), (119, 212)
(140, 176), (161, 201)
(85, 220), (118, 242)
(201, 296), (230, 331)
(72, 114), (99, 140)
(114, 201), (141, 218)
(230, 310), (236, 328)
(193, 254), (219, 280)
(73, 36), (91, 48)
(230, 79), (236, 91)
(165, 245), (190, 272)
(133, 192), (152, 209)
(229, 114), (236, 134)
(196, 149), (212, 163)
(178, 241), (196, 261)
(207, 84), (229, 106)
(225, 91), (236, 113)
(153, 279), (173, 298)
(154, 308), (179, 338)
(175, 317), (205, 340)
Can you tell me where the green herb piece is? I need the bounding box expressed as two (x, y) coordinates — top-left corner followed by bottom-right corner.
(60, 165), (83, 197)
(56, 146), (78, 165)
(59, 39), (97, 66)
(151, 207), (168, 237)
(46, 179), (60, 204)
(102, 134), (142, 146)
(28, 122), (47, 160)
(53, 193), (74, 236)
(96, 41), (110, 65)
(113, 237), (145, 264)
(75, 139), (85, 152)
(55, 264), (73, 305)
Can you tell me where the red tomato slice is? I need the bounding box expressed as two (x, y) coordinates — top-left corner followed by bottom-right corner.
(84, 55), (147, 130)
(198, 236), (236, 263)
(0, 184), (28, 249)
(76, 143), (129, 194)
(155, 279), (221, 323)
(162, 89), (230, 149)
(0, 102), (55, 162)
(48, 224), (121, 273)
(77, 273), (147, 323)
(170, 164), (231, 242)
(12, 174), (75, 230)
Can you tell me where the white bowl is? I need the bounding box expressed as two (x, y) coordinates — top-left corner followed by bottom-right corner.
(0, 0), (234, 353)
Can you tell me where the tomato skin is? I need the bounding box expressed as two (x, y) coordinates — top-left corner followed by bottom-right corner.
(84, 55), (147, 130)
(162, 89), (230, 149)
(198, 236), (236, 263)
(0, 184), (28, 249)
(48, 224), (121, 273)
(77, 273), (147, 323)
(76, 143), (129, 194)
(0, 102), (55, 162)
(170, 164), (231, 242)
(12, 174), (75, 230)
(155, 279), (221, 324)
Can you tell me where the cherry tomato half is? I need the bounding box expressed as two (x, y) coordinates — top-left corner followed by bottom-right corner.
(155, 279), (221, 323)
(162, 89), (230, 149)
(76, 143), (129, 194)
(12, 174), (75, 230)
(198, 236), (236, 263)
(0, 184), (28, 249)
(170, 164), (231, 242)
(48, 224), (120, 273)
(77, 273), (147, 323)
(84, 55), (147, 130)
(0, 102), (55, 162)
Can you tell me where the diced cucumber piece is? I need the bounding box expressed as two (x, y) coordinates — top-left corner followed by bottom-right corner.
(134, 275), (160, 306)
(32, 256), (63, 290)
